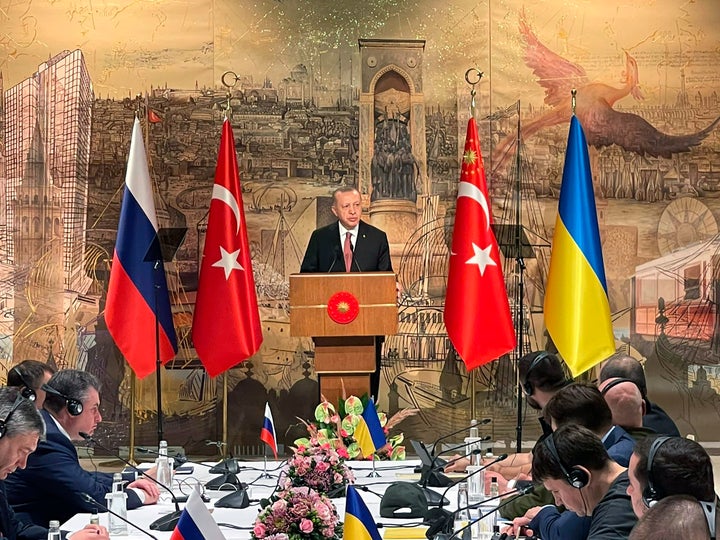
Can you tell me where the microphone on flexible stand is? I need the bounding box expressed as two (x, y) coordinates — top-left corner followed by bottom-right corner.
(431, 419), (492, 457)
(423, 454), (508, 536)
(425, 484), (535, 540)
(422, 438), (490, 490)
(79, 433), (182, 531)
(136, 446), (243, 492)
(79, 493), (159, 540)
(328, 245), (343, 272)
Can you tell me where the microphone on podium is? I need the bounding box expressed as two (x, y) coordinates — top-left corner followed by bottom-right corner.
(79, 493), (159, 540)
(79, 433), (182, 531)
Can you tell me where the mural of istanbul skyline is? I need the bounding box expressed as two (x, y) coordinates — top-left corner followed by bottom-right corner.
(1, 0), (720, 455)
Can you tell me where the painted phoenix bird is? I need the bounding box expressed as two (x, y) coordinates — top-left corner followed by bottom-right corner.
(492, 13), (720, 171)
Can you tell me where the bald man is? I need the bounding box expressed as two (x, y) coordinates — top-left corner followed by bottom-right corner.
(599, 354), (680, 436)
(599, 377), (655, 441)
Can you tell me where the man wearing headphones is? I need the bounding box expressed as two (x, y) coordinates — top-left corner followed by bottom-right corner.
(5, 370), (160, 526)
(6, 361), (55, 410)
(629, 495), (713, 540)
(508, 424), (637, 539)
(626, 435), (717, 538)
(599, 354), (680, 437)
(0, 386), (109, 540)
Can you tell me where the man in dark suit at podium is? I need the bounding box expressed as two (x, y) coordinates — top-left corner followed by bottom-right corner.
(300, 186), (393, 398)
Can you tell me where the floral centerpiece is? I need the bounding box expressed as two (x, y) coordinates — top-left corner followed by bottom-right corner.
(251, 486), (342, 540)
(282, 437), (354, 497)
(295, 394), (418, 460)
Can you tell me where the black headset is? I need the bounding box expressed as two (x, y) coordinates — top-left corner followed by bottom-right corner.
(522, 352), (550, 396)
(41, 384), (83, 416)
(543, 432), (589, 489)
(0, 394), (26, 439)
(642, 436), (670, 507)
(600, 377), (639, 396)
(643, 436), (716, 539)
(10, 367), (37, 402)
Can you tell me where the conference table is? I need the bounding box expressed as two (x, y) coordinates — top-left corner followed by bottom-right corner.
(61, 459), (506, 539)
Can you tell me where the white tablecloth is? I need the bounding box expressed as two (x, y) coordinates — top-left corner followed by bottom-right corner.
(61, 459), (443, 539)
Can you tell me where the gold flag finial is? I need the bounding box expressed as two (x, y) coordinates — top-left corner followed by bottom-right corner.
(571, 88), (577, 115)
(464, 68), (484, 118)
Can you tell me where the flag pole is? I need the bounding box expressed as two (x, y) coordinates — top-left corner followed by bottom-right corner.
(129, 372), (136, 463)
(464, 68), (483, 423)
(222, 372), (228, 458)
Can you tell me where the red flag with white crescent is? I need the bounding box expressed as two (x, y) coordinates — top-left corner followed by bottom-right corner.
(444, 118), (516, 370)
(192, 119), (263, 376)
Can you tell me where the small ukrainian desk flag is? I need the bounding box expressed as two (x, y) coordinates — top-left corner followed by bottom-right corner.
(344, 485), (382, 540)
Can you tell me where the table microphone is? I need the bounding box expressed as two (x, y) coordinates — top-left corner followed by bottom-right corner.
(431, 419), (492, 457)
(79, 433), (183, 531)
(424, 438), (490, 489)
(136, 447), (244, 492)
(424, 454), (509, 535)
(443, 485), (536, 540)
(79, 493), (159, 540)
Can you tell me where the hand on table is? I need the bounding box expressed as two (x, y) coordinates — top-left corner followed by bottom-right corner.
(128, 477), (160, 504)
(68, 525), (109, 540)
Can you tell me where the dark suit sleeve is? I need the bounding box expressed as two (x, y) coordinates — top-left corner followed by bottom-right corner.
(377, 230), (392, 272)
(0, 483), (46, 540)
(528, 506), (591, 540)
(300, 230), (321, 273)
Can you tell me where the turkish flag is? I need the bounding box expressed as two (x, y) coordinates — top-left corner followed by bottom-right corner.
(192, 119), (263, 376)
(444, 118), (516, 370)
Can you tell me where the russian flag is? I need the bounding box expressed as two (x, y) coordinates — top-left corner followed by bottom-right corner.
(344, 485), (382, 540)
(354, 400), (386, 458)
(544, 115), (615, 376)
(260, 402), (277, 458)
(169, 488), (225, 540)
(106, 117), (178, 378)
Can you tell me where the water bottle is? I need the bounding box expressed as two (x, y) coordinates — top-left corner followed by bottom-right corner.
(469, 419), (479, 439)
(47, 520), (61, 540)
(105, 473), (128, 535)
(156, 440), (174, 503)
(466, 419), (483, 466)
(489, 477), (499, 498)
(89, 511), (100, 525)
(455, 482), (471, 540)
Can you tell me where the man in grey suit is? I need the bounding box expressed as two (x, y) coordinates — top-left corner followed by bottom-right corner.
(300, 186), (393, 397)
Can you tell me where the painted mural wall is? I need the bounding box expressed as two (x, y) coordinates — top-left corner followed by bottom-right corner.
(1, 0), (719, 454)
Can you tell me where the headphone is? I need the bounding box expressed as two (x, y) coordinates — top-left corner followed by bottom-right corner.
(10, 367), (37, 402)
(642, 436), (670, 508)
(600, 377), (639, 396)
(522, 352), (550, 396)
(41, 384), (83, 416)
(643, 436), (716, 539)
(0, 394), (26, 439)
(543, 433), (589, 489)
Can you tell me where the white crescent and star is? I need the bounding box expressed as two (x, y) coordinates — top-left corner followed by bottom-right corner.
(453, 180), (497, 275)
(210, 184), (244, 279)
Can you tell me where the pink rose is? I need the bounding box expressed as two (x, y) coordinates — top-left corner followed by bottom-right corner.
(315, 461), (329, 472)
(253, 523), (267, 538)
(314, 501), (332, 521)
(300, 519), (314, 533)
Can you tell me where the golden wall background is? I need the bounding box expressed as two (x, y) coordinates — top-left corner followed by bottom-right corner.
(1, 0), (719, 454)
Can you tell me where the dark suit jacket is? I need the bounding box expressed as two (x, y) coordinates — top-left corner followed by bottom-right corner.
(5, 410), (142, 527)
(0, 482), (46, 540)
(300, 220), (392, 273)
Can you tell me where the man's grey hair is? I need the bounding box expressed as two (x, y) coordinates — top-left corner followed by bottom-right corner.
(43, 370), (100, 414)
(0, 387), (45, 440)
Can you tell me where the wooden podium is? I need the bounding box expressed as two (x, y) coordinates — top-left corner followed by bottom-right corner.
(290, 272), (397, 404)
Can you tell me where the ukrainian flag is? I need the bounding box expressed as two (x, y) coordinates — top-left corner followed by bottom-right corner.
(354, 402), (386, 458)
(344, 485), (382, 540)
(544, 115), (615, 376)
